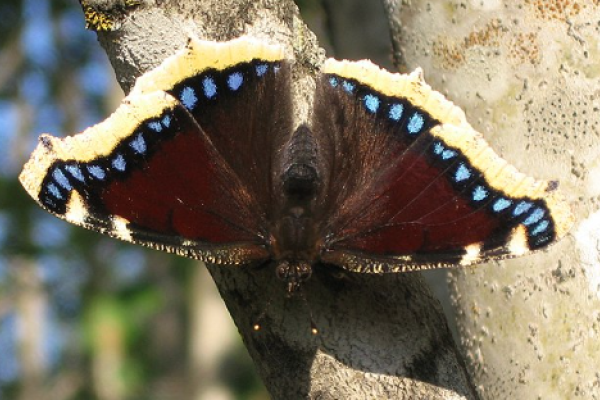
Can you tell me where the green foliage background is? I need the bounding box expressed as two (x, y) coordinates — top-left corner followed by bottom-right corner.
(0, 1), (266, 399)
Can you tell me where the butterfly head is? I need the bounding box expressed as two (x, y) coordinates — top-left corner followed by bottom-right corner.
(275, 260), (313, 295)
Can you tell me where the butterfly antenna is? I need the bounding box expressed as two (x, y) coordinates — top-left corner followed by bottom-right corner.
(298, 284), (319, 335)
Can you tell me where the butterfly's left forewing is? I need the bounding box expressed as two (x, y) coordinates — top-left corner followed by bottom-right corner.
(313, 59), (572, 272)
(20, 37), (292, 265)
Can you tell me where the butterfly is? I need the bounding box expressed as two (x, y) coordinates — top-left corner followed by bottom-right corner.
(20, 36), (572, 295)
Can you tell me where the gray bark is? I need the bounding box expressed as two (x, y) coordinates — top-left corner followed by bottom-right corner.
(384, 0), (599, 398)
(88, 0), (479, 398)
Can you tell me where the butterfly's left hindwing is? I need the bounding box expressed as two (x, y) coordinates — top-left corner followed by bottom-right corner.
(313, 59), (572, 272)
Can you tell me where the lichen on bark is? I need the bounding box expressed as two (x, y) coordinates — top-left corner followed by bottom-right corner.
(386, 0), (600, 398)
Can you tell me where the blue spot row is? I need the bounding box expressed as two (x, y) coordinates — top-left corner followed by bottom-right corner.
(178, 63), (273, 111)
(112, 154), (126, 172)
(458, 169), (552, 239)
(202, 76), (217, 99)
(43, 110), (177, 208)
(524, 206), (551, 239)
(47, 182), (63, 200)
(227, 72), (243, 91)
(180, 86), (198, 110)
(455, 163), (472, 182)
(359, 96), (426, 135)
(428, 138), (552, 238)
(361, 92), (425, 136)
(492, 197), (512, 212)
(328, 77), (355, 94)
(429, 140), (550, 236)
(52, 169), (72, 191)
(432, 141), (457, 160)
(407, 113), (424, 135)
(87, 165), (106, 180)
(531, 219), (549, 236)
(147, 114), (172, 133)
(342, 81), (355, 93)
(523, 207), (545, 226)
(389, 104), (403, 121)
(148, 121), (162, 132)
(472, 186), (488, 201)
(130, 133), (147, 155)
(513, 201), (532, 216)
(364, 94), (380, 113)
(43, 162), (107, 207)
(328, 74), (430, 137)
(65, 164), (85, 182)
(256, 64), (268, 77)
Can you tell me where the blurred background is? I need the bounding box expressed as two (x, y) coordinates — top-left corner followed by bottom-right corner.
(0, 0), (392, 399)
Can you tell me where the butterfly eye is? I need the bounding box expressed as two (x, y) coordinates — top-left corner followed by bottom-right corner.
(275, 261), (291, 281)
(296, 262), (312, 282)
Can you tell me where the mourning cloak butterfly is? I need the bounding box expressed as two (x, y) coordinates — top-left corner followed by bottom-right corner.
(20, 36), (572, 294)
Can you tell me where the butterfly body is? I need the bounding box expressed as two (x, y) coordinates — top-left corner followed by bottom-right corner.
(269, 124), (322, 292)
(20, 36), (572, 293)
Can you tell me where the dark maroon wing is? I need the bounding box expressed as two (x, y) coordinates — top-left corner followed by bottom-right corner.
(20, 37), (292, 265)
(312, 60), (572, 272)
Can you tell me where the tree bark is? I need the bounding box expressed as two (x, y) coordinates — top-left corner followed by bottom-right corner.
(88, 0), (478, 398)
(384, 0), (599, 398)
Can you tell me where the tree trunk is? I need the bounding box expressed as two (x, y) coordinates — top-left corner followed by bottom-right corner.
(87, 0), (481, 398)
(384, 0), (599, 398)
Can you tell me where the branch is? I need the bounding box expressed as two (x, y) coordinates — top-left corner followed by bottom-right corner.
(384, 0), (597, 397)
(87, 0), (477, 398)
